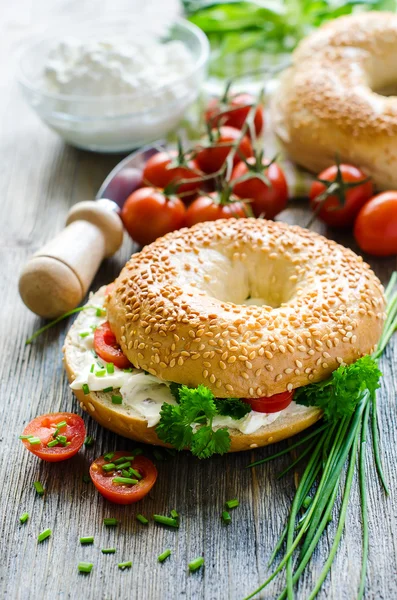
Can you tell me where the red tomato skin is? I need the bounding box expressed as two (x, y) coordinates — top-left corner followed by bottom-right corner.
(232, 159), (288, 219)
(354, 192), (397, 256)
(94, 322), (132, 369)
(121, 187), (186, 246)
(21, 413), (86, 462)
(90, 453), (158, 505)
(309, 164), (373, 228)
(243, 391), (294, 413)
(185, 193), (248, 227)
(195, 126), (253, 175)
(205, 93), (264, 136)
(142, 151), (203, 197)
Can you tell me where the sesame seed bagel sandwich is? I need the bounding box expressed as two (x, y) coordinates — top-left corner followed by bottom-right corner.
(63, 219), (385, 456)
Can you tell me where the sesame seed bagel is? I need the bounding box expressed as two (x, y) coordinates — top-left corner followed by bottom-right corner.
(271, 12), (397, 189)
(107, 218), (385, 399)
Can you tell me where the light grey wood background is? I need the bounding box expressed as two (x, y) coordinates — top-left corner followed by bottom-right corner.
(1, 2), (397, 599)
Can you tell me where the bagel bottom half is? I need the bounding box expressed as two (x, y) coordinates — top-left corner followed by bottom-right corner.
(63, 288), (322, 453)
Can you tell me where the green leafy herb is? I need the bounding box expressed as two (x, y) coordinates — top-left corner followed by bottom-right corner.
(215, 397), (251, 419)
(156, 384), (231, 458)
(169, 382), (183, 401)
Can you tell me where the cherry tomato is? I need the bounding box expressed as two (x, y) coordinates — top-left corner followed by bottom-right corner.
(354, 192), (397, 256)
(205, 93), (264, 136)
(243, 391), (294, 413)
(194, 126), (253, 175)
(90, 451), (158, 504)
(185, 192), (248, 227)
(142, 151), (203, 198)
(94, 322), (132, 369)
(310, 164), (373, 228)
(121, 187), (186, 246)
(20, 413), (86, 462)
(232, 158), (288, 219)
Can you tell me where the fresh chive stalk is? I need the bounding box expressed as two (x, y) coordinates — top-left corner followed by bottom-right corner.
(118, 561), (132, 569)
(34, 481), (45, 496)
(19, 512), (29, 524)
(222, 511), (231, 524)
(84, 435), (95, 447)
(170, 509), (179, 519)
(158, 549), (171, 562)
(225, 499), (239, 510)
(244, 272), (397, 600)
(103, 451), (115, 461)
(19, 435), (34, 440)
(106, 363), (114, 374)
(102, 548), (116, 554)
(82, 384), (90, 395)
(189, 557), (204, 572)
(25, 305), (98, 345)
(38, 529), (51, 543)
(102, 463), (116, 473)
(80, 536), (94, 544)
(103, 518), (118, 526)
(78, 562), (93, 573)
(112, 477), (138, 485)
(47, 439), (59, 447)
(28, 437), (41, 445)
(153, 515), (179, 528)
(114, 461), (131, 470)
(103, 387), (113, 393)
(111, 395), (122, 405)
(96, 369), (106, 377)
(136, 514), (149, 525)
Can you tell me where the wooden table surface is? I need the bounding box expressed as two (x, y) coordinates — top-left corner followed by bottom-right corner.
(1, 2), (397, 599)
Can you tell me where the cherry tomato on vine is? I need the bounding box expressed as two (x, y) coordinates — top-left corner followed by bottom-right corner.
(243, 391), (294, 413)
(142, 150), (203, 198)
(232, 157), (288, 219)
(94, 322), (132, 369)
(185, 192), (248, 227)
(20, 413), (86, 462)
(205, 93), (264, 136)
(194, 126), (253, 175)
(90, 451), (158, 504)
(354, 191), (397, 256)
(309, 164), (373, 228)
(121, 187), (186, 246)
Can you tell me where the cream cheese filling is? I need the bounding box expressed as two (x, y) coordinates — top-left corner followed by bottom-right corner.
(68, 291), (307, 433)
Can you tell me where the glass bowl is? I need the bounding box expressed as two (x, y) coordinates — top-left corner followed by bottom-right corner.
(17, 17), (209, 153)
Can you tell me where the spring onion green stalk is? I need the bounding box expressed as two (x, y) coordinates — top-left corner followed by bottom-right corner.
(34, 481), (45, 496)
(170, 509), (179, 519)
(136, 514), (149, 525)
(25, 305), (99, 344)
(106, 363), (114, 374)
(158, 549), (172, 562)
(111, 395), (123, 405)
(78, 562), (93, 573)
(153, 515), (179, 528)
(225, 499), (239, 510)
(84, 435), (95, 447)
(222, 511), (231, 524)
(80, 536), (94, 544)
(38, 529), (51, 543)
(118, 561), (132, 569)
(103, 387), (113, 393)
(114, 461), (131, 470)
(104, 451), (115, 461)
(82, 384), (90, 395)
(19, 512), (29, 524)
(112, 477), (138, 485)
(129, 468), (142, 480)
(103, 518), (118, 526)
(28, 437), (41, 445)
(102, 463), (116, 473)
(102, 548), (116, 554)
(244, 272), (397, 600)
(189, 557), (204, 572)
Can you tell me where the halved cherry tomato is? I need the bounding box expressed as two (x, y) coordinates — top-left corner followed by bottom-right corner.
(232, 157), (288, 219)
(20, 412), (86, 462)
(309, 164), (373, 228)
(121, 187), (186, 246)
(205, 93), (264, 136)
(243, 391), (294, 413)
(94, 322), (131, 369)
(194, 126), (253, 175)
(185, 192), (248, 227)
(142, 151), (203, 198)
(90, 451), (158, 504)
(354, 191), (397, 256)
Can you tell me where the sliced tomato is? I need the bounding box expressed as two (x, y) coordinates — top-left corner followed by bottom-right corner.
(20, 413), (86, 462)
(90, 452), (158, 504)
(243, 391), (294, 413)
(94, 322), (132, 369)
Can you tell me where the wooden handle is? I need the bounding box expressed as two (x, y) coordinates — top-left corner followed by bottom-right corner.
(19, 201), (124, 319)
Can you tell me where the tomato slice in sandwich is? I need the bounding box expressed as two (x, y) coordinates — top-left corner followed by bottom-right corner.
(94, 322), (132, 369)
(243, 390), (294, 413)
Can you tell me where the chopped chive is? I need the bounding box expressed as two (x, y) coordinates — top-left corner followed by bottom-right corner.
(189, 557), (204, 572)
(153, 515), (179, 528)
(102, 548), (116, 554)
(106, 363), (114, 374)
(123, 368), (133, 373)
(111, 395), (122, 405)
(129, 468), (142, 480)
(82, 384), (90, 395)
(34, 481), (45, 496)
(38, 528), (51, 543)
(29, 437), (41, 445)
(19, 512), (29, 524)
(56, 435), (67, 443)
(222, 511), (231, 524)
(225, 499), (239, 510)
(112, 477), (138, 485)
(55, 420), (67, 430)
(303, 496), (312, 509)
(104, 451), (115, 461)
(80, 536), (94, 544)
(79, 331), (90, 338)
(91, 349), (98, 358)
(103, 518), (118, 526)
(114, 461), (131, 470)
(90, 364), (95, 373)
(170, 509), (179, 519)
(102, 463), (116, 473)
(136, 514), (149, 525)
(47, 439), (59, 448)
(118, 561), (132, 570)
(95, 369), (106, 377)
(121, 469), (130, 478)
(19, 434), (34, 440)
(114, 455), (137, 465)
(82, 474), (91, 483)
(84, 435), (95, 447)
(158, 549), (171, 563)
(78, 562), (93, 573)
(90, 325), (97, 332)
(96, 307), (105, 317)
(103, 387), (113, 393)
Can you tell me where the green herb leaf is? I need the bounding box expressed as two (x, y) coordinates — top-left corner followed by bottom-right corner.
(191, 425), (230, 459)
(169, 382), (182, 401)
(215, 397), (251, 420)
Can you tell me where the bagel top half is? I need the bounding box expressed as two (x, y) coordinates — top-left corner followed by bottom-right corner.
(107, 218), (385, 399)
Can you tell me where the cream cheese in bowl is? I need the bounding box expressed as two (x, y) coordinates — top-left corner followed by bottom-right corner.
(18, 18), (209, 152)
